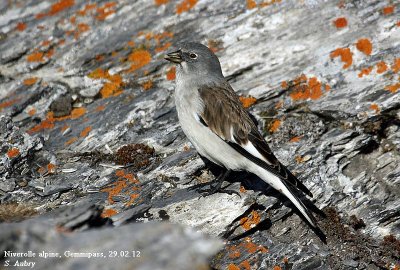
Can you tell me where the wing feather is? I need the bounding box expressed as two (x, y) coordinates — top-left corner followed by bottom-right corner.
(198, 83), (313, 197)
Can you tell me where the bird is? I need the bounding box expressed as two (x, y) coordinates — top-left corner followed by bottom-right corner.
(164, 42), (319, 229)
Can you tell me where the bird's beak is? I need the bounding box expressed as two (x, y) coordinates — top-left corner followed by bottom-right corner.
(164, 50), (183, 64)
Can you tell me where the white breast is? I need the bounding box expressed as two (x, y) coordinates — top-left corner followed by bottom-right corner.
(174, 80), (247, 171)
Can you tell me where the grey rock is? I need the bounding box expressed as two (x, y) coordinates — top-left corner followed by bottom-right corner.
(111, 204), (151, 226)
(0, 0), (399, 269)
(0, 177), (15, 192)
(0, 219), (222, 270)
(49, 95), (72, 117)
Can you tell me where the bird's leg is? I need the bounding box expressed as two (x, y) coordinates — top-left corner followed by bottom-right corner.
(196, 169), (240, 196)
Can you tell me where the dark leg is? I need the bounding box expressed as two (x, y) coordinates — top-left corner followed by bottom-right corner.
(189, 169), (240, 196)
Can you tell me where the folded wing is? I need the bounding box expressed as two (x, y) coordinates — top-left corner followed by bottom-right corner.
(198, 83), (313, 198)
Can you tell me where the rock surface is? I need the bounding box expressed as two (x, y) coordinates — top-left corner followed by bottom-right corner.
(0, 0), (399, 269)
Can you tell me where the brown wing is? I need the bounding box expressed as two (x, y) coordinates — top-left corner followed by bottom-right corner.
(198, 83), (313, 197)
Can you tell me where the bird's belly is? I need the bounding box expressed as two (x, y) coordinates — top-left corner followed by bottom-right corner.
(177, 109), (246, 171)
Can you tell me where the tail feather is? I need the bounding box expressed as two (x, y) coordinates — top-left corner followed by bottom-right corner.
(254, 166), (318, 228)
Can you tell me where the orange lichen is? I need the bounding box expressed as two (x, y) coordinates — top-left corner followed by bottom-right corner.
(41, 40), (51, 47)
(100, 80), (122, 97)
(0, 98), (19, 110)
(358, 66), (373, 78)
(155, 0), (169, 5)
(80, 126), (92, 137)
(65, 137), (78, 146)
(45, 48), (54, 58)
(228, 248), (241, 259)
(95, 104), (106, 112)
(330, 47), (353, 69)
(115, 169), (125, 177)
(76, 3), (97, 16)
(241, 237), (268, 253)
(294, 74), (307, 84)
(356, 38), (372, 56)
(29, 108), (87, 134)
(333, 17), (347, 28)
(240, 210), (261, 230)
(101, 170), (141, 205)
(259, 0), (282, 8)
(28, 108), (36, 116)
(96, 2), (116, 20)
(289, 76), (325, 100)
(246, 0), (257, 9)
(101, 179), (127, 204)
(385, 83), (400, 93)
(289, 136), (302, 143)
(397, 21), (400, 27)
(240, 186), (246, 193)
(325, 84), (331, 91)
(155, 42), (172, 53)
(273, 266), (282, 270)
(141, 80), (153, 91)
(376, 61), (388, 74)
(101, 208), (117, 218)
(23, 77), (38, 85)
(95, 54), (105, 61)
(166, 67), (176, 81)
(77, 23), (90, 32)
(7, 148), (20, 158)
(88, 68), (123, 98)
(16, 22), (26, 31)
(370, 103), (380, 114)
(70, 107), (87, 119)
(28, 118), (55, 133)
(176, 0), (198, 14)
(239, 96), (257, 108)
(127, 49), (152, 73)
(308, 77), (323, 99)
(239, 260), (251, 270)
(382, 5), (394, 15)
(70, 16), (76, 24)
(49, 0), (74, 15)
(36, 0), (75, 19)
(227, 264), (240, 270)
(47, 163), (56, 173)
(154, 31), (174, 43)
(126, 193), (140, 206)
(269, 119), (281, 133)
(26, 52), (44, 62)
(391, 58), (400, 73)
(281, 80), (288, 89)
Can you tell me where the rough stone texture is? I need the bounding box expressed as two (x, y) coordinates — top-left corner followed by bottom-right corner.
(0, 208), (222, 270)
(0, 0), (399, 269)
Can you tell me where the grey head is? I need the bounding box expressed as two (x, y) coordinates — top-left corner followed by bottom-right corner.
(164, 42), (224, 80)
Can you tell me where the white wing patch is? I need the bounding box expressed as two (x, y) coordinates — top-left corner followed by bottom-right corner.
(241, 141), (271, 165)
(193, 112), (200, 122)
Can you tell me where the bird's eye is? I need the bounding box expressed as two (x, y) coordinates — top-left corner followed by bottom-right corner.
(189, 53), (197, 59)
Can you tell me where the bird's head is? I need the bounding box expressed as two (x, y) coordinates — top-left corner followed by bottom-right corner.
(164, 42), (223, 78)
